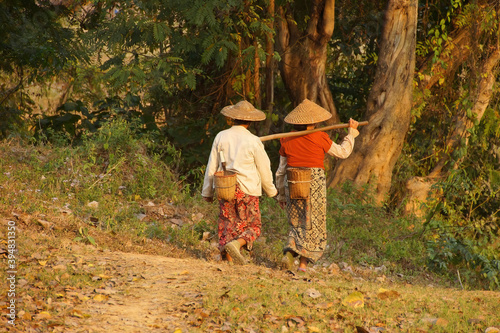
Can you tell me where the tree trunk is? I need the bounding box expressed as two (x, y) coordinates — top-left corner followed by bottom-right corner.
(261, 0), (275, 136)
(276, 0), (339, 123)
(405, 48), (500, 216)
(328, 0), (418, 204)
(253, 39), (261, 108)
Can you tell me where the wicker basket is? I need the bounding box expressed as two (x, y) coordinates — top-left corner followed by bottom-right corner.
(214, 171), (237, 201)
(287, 167), (311, 199)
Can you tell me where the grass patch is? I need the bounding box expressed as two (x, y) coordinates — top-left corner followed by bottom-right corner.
(192, 267), (500, 332)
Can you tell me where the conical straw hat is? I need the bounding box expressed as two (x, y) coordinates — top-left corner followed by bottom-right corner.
(220, 100), (266, 121)
(284, 99), (332, 124)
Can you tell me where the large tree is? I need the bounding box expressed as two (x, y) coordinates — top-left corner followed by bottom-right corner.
(276, 0), (339, 122)
(328, 0), (418, 204)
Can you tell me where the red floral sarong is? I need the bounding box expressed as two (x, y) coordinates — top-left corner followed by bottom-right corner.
(218, 185), (261, 253)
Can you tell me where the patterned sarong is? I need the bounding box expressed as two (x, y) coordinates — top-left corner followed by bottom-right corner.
(218, 185), (261, 253)
(283, 168), (327, 263)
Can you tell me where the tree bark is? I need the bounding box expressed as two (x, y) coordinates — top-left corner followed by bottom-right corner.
(261, 0), (275, 136)
(276, 0), (339, 122)
(328, 0), (418, 204)
(253, 39), (261, 108)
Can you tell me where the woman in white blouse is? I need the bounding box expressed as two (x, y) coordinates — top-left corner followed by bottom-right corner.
(202, 101), (278, 265)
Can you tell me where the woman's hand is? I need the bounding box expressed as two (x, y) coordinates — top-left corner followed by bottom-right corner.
(348, 118), (359, 130)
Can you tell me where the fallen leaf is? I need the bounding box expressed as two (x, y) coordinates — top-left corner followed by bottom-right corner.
(37, 219), (53, 229)
(195, 308), (210, 318)
(93, 294), (108, 302)
(342, 292), (364, 308)
(315, 302), (334, 309)
(21, 312), (32, 320)
(287, 316), (306, 327)
(377, 288), (400, 300)
(87, 201), (99, 208)
(485, 328), (500, 333)
(71, 309), (84, 318)
(38, 260), (48, 266)
(303, 288), (322, 299)
(99, 274), (113, 279)
(35, 311), (52, 320)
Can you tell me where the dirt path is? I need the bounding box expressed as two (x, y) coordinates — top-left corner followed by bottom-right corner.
(71, 250), (247, 333)
(2, 216), (278, 333)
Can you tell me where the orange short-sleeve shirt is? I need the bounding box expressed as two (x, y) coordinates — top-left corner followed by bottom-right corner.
(279, 131), (333, 169)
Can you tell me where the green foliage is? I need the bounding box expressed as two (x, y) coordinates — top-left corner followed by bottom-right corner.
(80, 0), (271, 118)
(427, 234), (500, 290)
(419, 107), (500, 289)
(0, 0), (81, 75)
(33, 94), (146, 145)
(0, 87), (31, 139)
(73, 226), (97, 246)
(328, 1), (384, 120)
(162, 114), (230, 186)
(144, 222), (167, 240)
(0, 0), (85, 139)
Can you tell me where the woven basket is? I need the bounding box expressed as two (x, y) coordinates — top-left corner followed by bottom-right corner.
(287, 167), (311, 199)
(214, 171), (237, 201)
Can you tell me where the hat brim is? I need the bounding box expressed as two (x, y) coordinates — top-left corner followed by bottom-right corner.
(221, 100), (266, 121)
(284, 99), (332, 124)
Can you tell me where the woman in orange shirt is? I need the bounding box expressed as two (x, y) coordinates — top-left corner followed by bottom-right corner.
(276, 99), (359, 273)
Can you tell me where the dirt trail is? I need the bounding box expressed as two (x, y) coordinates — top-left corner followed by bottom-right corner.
(1, 215), (270, 333)
(72, 250), (245, 333)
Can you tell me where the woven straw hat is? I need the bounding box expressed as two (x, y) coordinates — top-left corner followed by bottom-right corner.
(220, 100), (266, 121)
(284, 99), (332, 124)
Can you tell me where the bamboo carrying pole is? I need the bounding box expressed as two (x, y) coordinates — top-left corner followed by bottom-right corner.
(259, 121), (369, 142)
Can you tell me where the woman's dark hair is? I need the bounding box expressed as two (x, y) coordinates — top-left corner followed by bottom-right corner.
(233, 119), (252, 126)
(293, 124), (309, 131)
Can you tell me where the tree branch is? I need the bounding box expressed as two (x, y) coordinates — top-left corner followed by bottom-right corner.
(430, 48), (500, 177)
(0, 68), (24, 107)
(322, 0), (335, 38)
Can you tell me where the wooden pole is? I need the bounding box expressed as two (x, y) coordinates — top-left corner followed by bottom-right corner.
(260, 121), (369, 142)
